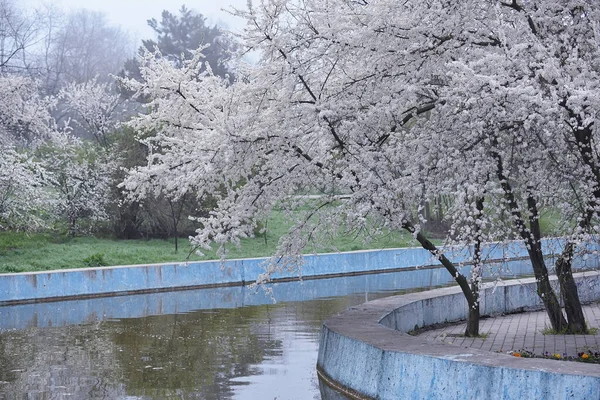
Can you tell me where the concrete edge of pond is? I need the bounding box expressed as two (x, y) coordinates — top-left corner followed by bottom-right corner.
(0, 237), (598, 306)
(317, 270), (600, 400)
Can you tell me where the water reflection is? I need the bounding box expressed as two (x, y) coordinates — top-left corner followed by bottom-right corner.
(0, 260), (568, 399)
(0, 297), (366, 399)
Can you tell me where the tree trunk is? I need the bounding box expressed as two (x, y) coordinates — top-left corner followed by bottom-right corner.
(69, 215), (77, 237)
(168, 199), (178, 252)
(466, 297), (480, 337)
(466, 268), (480, 337)
(524, 193), (568, 331)
(556, 112), (594, 332)
(174, 226), (179, 252)
(168, 195), (187, 253)
(465, 197), (484, 337)
(491, 147), (567, 331)
(435, 195), (444, 223)
(402, 221), (479, 337)
(527, 244), (567, 331)
(556, 242), (587, 333)
(423, 201), (431, 222)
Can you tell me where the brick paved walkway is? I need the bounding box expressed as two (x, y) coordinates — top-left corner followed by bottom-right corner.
(419, 303), (600, 357)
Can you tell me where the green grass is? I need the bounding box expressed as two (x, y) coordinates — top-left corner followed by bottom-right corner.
(0, 233), (205, 273)
(0, 211), (422, 273)
(0, 205), (566, 274)
(538, 209), (562, 236)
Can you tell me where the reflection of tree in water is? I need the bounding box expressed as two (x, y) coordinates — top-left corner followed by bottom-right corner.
(0, 287), (381, 400)
(0, 304), (284, 400)
(112, 304), (284, 399)
(0, 324), (127, 399)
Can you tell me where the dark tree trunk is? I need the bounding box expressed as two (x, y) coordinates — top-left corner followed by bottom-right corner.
(168, 193), (188, 253)
(556, 242), (588, 333)
(435, 195), (444, 223)
(466, 296), (480, 337)
(491, 146), (567, 331)
(526, 243), (567, 331)
(466, 258), (480, 337)
(555, 106), (596, 332)
(525, 192), (569, 331)
(69, 216), (77, 237)
(174, 226), (179, 252)
(168, 199), (178, 252)
(403, 221), (479, 337)
(465, 196), (485, 337)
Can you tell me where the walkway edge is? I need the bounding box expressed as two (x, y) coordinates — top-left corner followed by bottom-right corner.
(317, 271), (600, 400)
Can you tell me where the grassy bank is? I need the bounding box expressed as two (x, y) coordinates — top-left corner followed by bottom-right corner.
(0, 207), (562, 274)
(0, 228), (417, 274)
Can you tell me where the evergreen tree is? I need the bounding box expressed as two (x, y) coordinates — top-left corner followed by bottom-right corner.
(123, 5), (237, 85)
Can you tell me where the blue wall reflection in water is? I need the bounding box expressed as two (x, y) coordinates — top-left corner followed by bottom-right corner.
(0, 258), (544, 331)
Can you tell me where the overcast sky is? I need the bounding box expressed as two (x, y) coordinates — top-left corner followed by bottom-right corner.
(22, 0), (250, 41)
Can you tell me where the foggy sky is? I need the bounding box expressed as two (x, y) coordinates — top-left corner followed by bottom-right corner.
(21, 0), (250, 40)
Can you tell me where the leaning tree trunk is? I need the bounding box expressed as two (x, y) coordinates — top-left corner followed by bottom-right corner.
(556, 109), (597, 333)
(403, 221), (479, 337)
(523, 192), (569, 332)
(492, 147), (567, 331)
(525, 241), (567, 331)
(556, 242), (588, 333)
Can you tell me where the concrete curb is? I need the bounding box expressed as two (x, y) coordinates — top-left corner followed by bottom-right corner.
(317, 271), (600, 400)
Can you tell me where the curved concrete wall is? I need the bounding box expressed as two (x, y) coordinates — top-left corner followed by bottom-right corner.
(0, 237), (597, 305)
(317, 271), (600, 400)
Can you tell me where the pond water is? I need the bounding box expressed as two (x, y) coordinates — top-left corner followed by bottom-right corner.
(0, 263), (537, 399)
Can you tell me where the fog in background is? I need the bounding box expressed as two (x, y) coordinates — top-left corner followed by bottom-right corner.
(20, 0), (249, 41)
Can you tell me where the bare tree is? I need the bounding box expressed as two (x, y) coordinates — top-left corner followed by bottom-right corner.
(32, 8), (135, 95)
(0, 0), (39, 72)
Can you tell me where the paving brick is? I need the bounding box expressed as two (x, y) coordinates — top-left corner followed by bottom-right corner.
(420, 303), (600, 358)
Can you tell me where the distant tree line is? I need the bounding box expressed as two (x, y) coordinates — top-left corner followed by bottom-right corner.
(0, 1), (237, 244)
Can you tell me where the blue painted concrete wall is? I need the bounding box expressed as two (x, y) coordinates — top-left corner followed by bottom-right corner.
(0, 238), (597, 304)
(318, 271), (600, 400)
(1, 257), (563, 331)
(0, 267), (458, 330)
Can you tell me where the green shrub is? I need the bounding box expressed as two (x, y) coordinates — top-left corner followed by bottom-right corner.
(3, 265), (25, 273)
(83, 253), (107, 267)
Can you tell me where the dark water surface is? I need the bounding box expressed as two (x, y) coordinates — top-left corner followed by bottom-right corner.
(0, 263), (534, 399)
